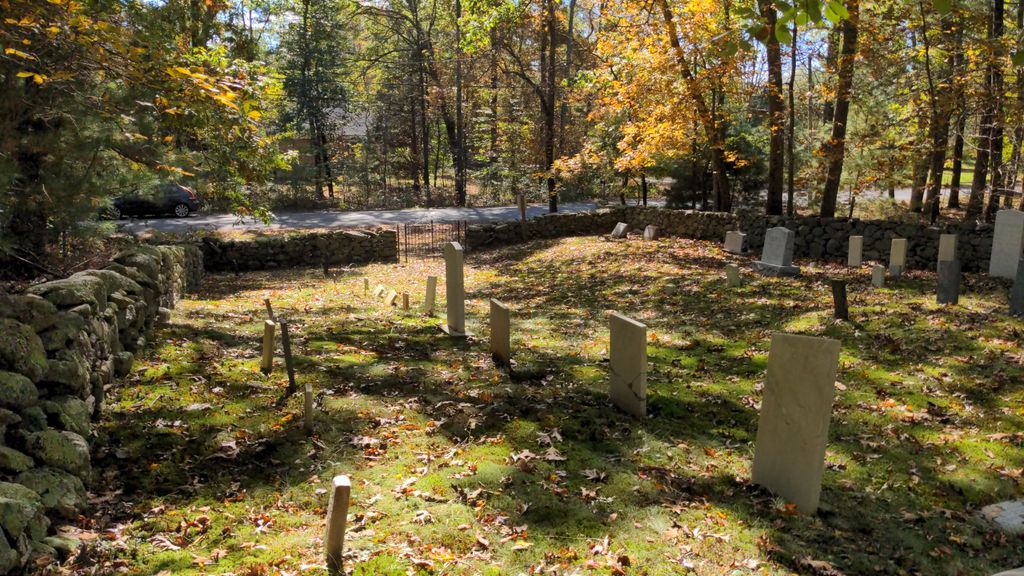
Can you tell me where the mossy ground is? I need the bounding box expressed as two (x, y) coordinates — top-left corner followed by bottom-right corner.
(54, 235), (1024, 575)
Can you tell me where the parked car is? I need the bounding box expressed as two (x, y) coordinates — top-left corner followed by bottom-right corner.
(108, 184), (199, 219)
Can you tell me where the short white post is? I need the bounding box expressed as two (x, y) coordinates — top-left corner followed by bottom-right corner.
(260, 320), (275, 375)
(423, 276), (438, 315)
(442, 242), (467, 336)
(490, 299), (511, 367)
(325, 475), (351, 574)
(303, 381), (314, 435)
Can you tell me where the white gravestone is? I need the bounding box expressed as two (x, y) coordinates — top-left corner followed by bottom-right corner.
(610, 222), (628, 239)
(724, 231), (746, 255)
(990, 210), (1024, 279)
(1009, 258), (1024, 317)
(725, 264), (742, 287)
(442, 242), (468, 336)
(490, 299), (511, 367)
(373, 284), (386, 299)
(752, 333), (841, 514)
(871, 264), (886, 288)
(384, 290), (398, 307)
(753, 227), (800, 277)
(643, 225), (659, 241)
(325, 475), (351, 574)
(260, 320), (275, 375)
(609, 312), (647, 419)
(938, 234), (958, 263)
(423, 276), (437, 315)
(847, 236), (863, 267)
(889, 238), (907, 277)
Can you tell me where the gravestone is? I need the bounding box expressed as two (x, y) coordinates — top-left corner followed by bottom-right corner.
(423, 276), (438, 315)
(1009, 258), (1024, 316)
(937, 260), (961, 305)
(402, 292), (410, 311)
(830, 280), (848, 320)
(752, 333), (841, 514)
(609, 312), (647, 418)
(889, 238), (907, 277)
(442, 242), (468, 336)
(490, 299), (511, 367)
(373, 285), (386, 299)
(261, 320), (275, 375)
(363, 278), (369, 293)
(753, 227), (800, 276)
(872, 264), (886, 288)
(990, 210), (1024, 279)
(981, 500), (1024, 535)
(847, 236), (863, 267)
(725, 264), (742, 288)
(724, 231), (746, 255)
(938, 234), (958, 263)
(303, 381), (314, 434)
(643, 225), (659, 241)
(325, 475), (351, 574)
(384, 290), (398, 307)
(610, 222), (628, 239)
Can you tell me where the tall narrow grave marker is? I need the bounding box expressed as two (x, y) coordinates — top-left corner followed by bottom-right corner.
(990, 210), (1024, 279)
(490, 299), (511, 367)
(325, 475), (351, 574)
(938, 234), (958, 263)
(423, 276), (438, 315)
(889, 238), (907, 278)
(609, 312), (647, 418)
(442, 242), (468, 336)
(830, 280), (849, 320)
(847, 236), (863, 267)
(937, 260), (961, 305)
(1010, 258), (1024, 316)
(261, 320), (275, 375)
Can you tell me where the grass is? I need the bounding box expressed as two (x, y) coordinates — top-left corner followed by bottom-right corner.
(55, 235), (1024, 575)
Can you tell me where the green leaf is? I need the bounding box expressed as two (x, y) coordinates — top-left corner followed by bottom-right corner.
(1013, 50), (1024, 67)
(775, 20), (793, 44)
(804, 0), (822, 22)
(933, 0), (952, 14)
(719, 40), (739, 58)
(795, 11), (810, 25)
(824, 0), (849, 23)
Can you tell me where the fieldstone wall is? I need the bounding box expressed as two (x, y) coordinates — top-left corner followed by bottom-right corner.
(466, 206), (996, 272)
(0, 245), (202, 573)
(199, 229), (398, 272)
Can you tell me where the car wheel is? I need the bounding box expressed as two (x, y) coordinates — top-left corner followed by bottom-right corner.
(110, 206), (123, 220)
(173, 203), (191, 217)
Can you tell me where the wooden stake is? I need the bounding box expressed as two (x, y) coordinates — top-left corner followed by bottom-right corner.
(325, 475), (351, 574)
(402, 292), (410, 311)
(263, 298), (275, 321)
(261, 320), (275, 375)
(303, 381), (314, 435)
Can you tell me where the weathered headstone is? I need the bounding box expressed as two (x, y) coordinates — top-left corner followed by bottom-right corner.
(937, 259), (961, 305)
(1009, 258), (1024, 316)
(490, 299), (511, 367)
(325, 475), (351, 574)
(830, 280), (848, 320)
(871, 264), (886, 288)
(753, 227), (800, 276)
(609, 312), (647, 418)
(373, 284), (386, 299)
(938, 234), (958, 263)
(889, 238), (907, 277)
(990, 210), (1024, 279)
(261, 320), (275, 375)
(384, 290), (398, 307)
(363, 278), (369, 293)
(442, 242), (467, 336)
(423, 276), (438, 315)
(610, 222), (628, 239)
(402, 292), (410, 311)
(847, 236), (863, 267)
(724, 231), (746, 255)
(643, 225), (659, 241)
(981, 500), (1024, 535)
(725, 264), (742, 288)
(752, 333), (841, 514)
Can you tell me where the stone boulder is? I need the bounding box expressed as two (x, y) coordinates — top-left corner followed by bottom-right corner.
(39, 396), (90, 437)
(36, 312), (86, 353)
(0, 481), (45, 540)
(16, 468), (86, 519)
(74, 269), (142, 297)
(0, 294), (59, 332)
(39, 350), (90, 396)
(25, 275), (108, 312)
(0, 319), (47, 382)
(26, 430), (90, 477)
(0, 371), (38, 410)
(0, 447), (33, 474)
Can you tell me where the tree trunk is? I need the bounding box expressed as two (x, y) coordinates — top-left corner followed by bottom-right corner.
(544, 0), (558, 213)
(820, 0), (859, 218)
(984, 0), (1006, 219)
(558, 0), (577, 155)
(760, 0), (784, 215)
(949, 113), (966, 208)
(454, 0), (467, 207)
(822, 28), (839, 124)
(966, 0), (1002, 219)
(787, 22), (798, 216)
(489, 29), (499, 164)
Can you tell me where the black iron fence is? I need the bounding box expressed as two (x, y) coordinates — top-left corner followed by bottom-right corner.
(398, 221), (467, 262)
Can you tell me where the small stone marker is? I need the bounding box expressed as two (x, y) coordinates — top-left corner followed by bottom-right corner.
(363, 278), (369, 293)
(643, 225), (659, 241)
(608, 312), (647, 419)
(724, 231), (746, 255)
(489, 299), (511, 367)
(610, 222), (628, 239)
(990, 209), (1024, 279)
(384, 290), (398, 307)
(889, 238), (907, 277)
(373, 284), (386, 299)
(1010, 258), (1024, 316)
(725, 264), (742, 287)
(442, 242), (468, 336)
(753, 227), (800, 276)
(937, 259), (961, 305)
(423, 276), (438, 315)
(303, 381), (314, 435)
(752, 333), (841, 514)
(830, 280), (848, 320)
(847, 236), (863, 267)
(325, 475), (351, 574)
(981, 500), (1024, 535)
(402, 292), (410, 311)
(871, 264), (886, 288)
(261, 320), (275, 375)
(938, 234), (958, 263)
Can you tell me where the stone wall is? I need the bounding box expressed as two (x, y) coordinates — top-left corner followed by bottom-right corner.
(466, 206), (996, 272)
(198, 229), (399, 272)
(0, 245), (202, 573)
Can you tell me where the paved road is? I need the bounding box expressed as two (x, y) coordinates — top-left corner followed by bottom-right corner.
(118, 201), (614, 234)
